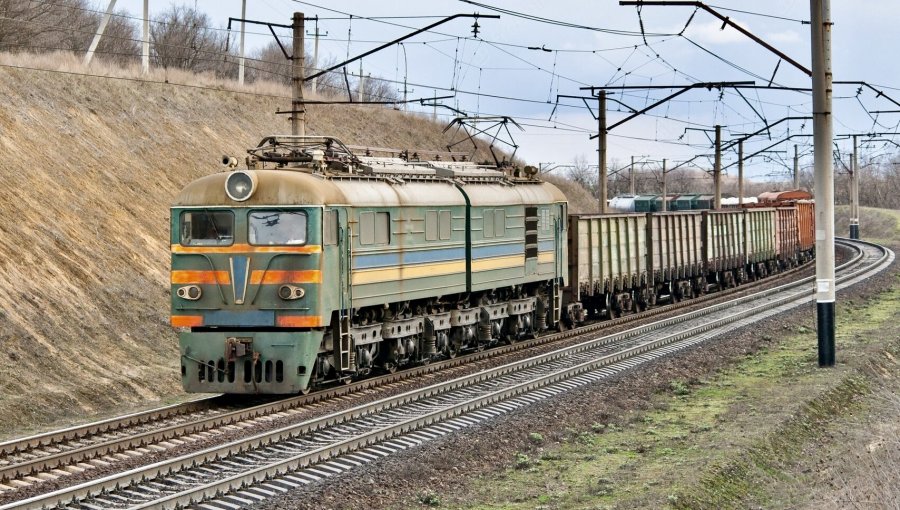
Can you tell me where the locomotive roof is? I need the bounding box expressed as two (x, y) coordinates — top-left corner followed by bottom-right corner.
(174, 135), (566, 208)
(173, 169), (566, 208)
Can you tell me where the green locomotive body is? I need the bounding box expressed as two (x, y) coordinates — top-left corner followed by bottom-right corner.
(171, 136), (568, 393)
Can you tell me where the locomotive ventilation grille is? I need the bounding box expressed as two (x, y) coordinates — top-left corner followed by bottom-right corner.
(192, 358), (285, 384)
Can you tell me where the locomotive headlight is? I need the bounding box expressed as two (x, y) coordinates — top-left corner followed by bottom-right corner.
(225, 170), (257, 202)
(177, 285), (202, 301)
(278, 285), (305, 300)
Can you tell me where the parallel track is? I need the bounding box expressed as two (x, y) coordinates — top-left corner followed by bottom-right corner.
(0, 246), (820, 491)
(2, 238), (890, 510)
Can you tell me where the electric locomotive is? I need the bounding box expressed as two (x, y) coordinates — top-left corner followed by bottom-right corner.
(171, 136), (568, 394)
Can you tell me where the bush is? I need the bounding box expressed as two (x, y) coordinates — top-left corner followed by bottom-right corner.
(417, 490), (441, 507)
(670, 380), (691, 396)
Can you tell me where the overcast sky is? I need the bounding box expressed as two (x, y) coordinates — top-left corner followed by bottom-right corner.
(116, 1), (900, 181)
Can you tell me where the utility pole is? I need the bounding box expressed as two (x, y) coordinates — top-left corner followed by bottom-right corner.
(811, 0), (835, 367)
(292, 12), (306, 136)
(141, 0), (149, 75)
(661, 159), (668, 212)
(432, 90), (437, 120)
(309, 17), (323, 95)
(793, 144), (800, 189)
(358, 61), (365, 103)
(630, 155), (636, 195)
(738, 139), (744, 205)
(598, 90), (608, 213)
(850, 135), (859, 239)
(83, 0), (117, 67)
(714, 124), (722, 210)
(238, 0), (246, 85)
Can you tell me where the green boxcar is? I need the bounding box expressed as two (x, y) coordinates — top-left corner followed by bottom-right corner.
(633, 195), (659, 213)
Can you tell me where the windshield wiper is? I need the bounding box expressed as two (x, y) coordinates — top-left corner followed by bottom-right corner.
(205, 209), (223, 242)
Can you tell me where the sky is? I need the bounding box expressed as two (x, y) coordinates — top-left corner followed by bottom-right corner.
(112, 0), (900, 182)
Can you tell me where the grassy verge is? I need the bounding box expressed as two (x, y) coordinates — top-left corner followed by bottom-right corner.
(448, 272), (899, 509)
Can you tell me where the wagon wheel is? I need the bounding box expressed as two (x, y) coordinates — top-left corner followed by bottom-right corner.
(670, 283), (681, 304)
(606, 294), (619, 319)
(632, 290), (643, 313)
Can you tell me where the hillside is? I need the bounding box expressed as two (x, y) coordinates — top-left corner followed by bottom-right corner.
(0, 53), (507, 435)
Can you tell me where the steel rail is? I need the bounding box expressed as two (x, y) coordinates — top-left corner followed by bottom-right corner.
(0, 396), (219, 457)
(4, 240), (888, 510)
(0, 247), (821, 485)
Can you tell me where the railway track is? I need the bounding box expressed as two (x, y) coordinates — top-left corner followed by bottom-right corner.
(1, 238), (890, 510)
(0, 242), (826, 495)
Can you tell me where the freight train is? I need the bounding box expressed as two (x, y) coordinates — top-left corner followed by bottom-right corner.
(170, 136), (815, 394)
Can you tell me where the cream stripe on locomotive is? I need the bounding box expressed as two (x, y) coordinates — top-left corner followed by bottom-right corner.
(351, 259), (467, 285)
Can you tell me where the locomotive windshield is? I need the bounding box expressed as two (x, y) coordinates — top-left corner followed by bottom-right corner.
(249, 210), (307, 245)
(180, 210), (234, 246)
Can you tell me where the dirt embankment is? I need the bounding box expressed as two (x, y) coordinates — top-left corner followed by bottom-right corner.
(0, 58), (493, 435)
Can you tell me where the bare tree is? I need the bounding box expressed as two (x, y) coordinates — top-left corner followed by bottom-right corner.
(247, 40), (344, 94)
(151, 5), (227, 74)
(0, 0), (56, 51)
(566, 154), (598, 198)
(0, 1), (138, 63)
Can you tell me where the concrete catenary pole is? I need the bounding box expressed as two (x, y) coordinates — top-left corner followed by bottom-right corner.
(141, 0), (149, 75)
(810, 0), (835, 366)
(292, 12), (306, 136)
(850, 135), (860, 239)
(738, 139), (744, 205)
(714, 124), (722, 210)
(358, 61), (365, 103)
(793, 144), (800, 189)
(83, 0), (117, 67)
(630, 155), (636, 195)
(598, 90), (608, 213)
(311, 17), (321, 95)
(661, 159), (667, 212)
(238, 0), (246, 85)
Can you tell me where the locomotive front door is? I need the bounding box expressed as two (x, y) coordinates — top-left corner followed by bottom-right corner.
(333, 208), (353, 371)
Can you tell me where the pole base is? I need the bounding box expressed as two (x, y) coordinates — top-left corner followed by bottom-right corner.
(849, 223), (859, 240)
(817, 301), (835, 367)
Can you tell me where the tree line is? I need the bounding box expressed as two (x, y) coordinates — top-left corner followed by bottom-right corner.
(0, 0), (399, 101)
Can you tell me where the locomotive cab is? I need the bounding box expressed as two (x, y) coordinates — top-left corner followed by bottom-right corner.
(171, 171), (337, 394)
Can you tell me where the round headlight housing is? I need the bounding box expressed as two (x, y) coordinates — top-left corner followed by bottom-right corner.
(225, 171), (257, 202)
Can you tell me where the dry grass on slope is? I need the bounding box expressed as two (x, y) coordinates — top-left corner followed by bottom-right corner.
(0, 52), (500, 435)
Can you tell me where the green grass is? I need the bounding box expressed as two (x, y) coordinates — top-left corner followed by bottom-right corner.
(835, 205), (900, 245)
(447, 274), (900, 510)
